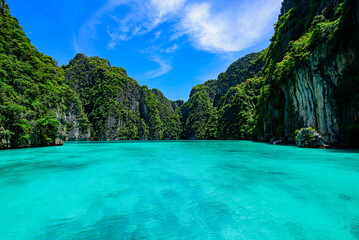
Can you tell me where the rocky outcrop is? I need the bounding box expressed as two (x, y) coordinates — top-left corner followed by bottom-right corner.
(60, 104), (91, 141)
(282, 46), (355, 144)
(171, 100), (184, 111)
(262, 0), (359, 146)
(296, 127), (325, 147)
(188, 52), (264, 104)
(0, 3), (87, 149)
(63, 54), (181, 141)
(180, 52), (264, 139)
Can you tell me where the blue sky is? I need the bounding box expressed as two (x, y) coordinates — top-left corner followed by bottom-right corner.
(7, 0), (283, 100)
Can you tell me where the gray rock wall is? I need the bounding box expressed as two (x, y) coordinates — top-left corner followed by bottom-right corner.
(283, 45), (355, 144)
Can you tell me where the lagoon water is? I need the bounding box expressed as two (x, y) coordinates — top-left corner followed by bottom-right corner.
(1, 141), (359, 239)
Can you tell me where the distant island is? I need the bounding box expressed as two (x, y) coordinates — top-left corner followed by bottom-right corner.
(0, 0), (358, 149)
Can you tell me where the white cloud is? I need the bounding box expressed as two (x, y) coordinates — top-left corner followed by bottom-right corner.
(75, 0), (282, 54)
(106, 27), (129, 49)
(73, 0), (130, 53)
(74, 0), (282, 76)
(143, 56), (173, 78)
(151, 0), (186, 19)
(180, 0), (282, 52)
(155, 31), (162, 39)
(161, 44), (179, 53)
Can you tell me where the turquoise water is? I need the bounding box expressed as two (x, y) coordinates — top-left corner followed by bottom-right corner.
(0, 141), (359, 239)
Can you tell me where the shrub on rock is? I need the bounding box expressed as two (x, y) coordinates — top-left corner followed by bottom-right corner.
(295, 127), (324, 148)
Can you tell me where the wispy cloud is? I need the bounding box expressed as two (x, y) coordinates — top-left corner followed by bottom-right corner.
(143, 56), (173, 79)
(160, 44), (179, 53)
(181, 0), (282, 52)
(73, 0), (131, 53)
(74, 0), (282, 76)
(104, 0), (186, 49)
(151, 0), (186, 20)
(95, 0), (280, 52)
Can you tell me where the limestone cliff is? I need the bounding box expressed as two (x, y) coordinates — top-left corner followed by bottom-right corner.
(180, 52), (265, 140)
(0, 4), (89, 149)
(261, 0), (359, 146)
(63, 54), (181, 140)
(2, 0), (358, 148)
(0, 2), (181, 148)
(180, 0), (358, 147)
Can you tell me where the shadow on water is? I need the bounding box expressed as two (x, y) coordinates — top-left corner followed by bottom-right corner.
(351, 224), (359, 239)
(327, 149), (359, 154)
(338, 194), (355, 201)
(0, 160), (92, 180)
(224, 149), (245, 153)
(43, 214), (133, 240)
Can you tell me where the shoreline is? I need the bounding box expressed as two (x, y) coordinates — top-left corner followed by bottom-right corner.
(1, 139), (358, 151)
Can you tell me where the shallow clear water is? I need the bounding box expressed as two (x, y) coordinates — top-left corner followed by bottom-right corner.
(0, 141), (359, 239)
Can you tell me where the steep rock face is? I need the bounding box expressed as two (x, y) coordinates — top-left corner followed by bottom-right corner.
(283, 46), (355, 144)
(180, 52), (264, 139)
(63, 54), (142, 140)
(171, 100), (184, 111)
(189, 52), (264, 103)
(60, 103), (91, 141)
(0, 4), (88, 149)
(179, 0), (358, 146)
(181, 90), (218, 139)
(63, 54), (181, 140)
(218, 76), (263, 140)
(262, 0), (359, 146)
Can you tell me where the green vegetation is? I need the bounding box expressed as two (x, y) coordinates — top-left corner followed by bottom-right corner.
(62, 54), (181, 141)
(181, 87), (218, 139)
(180, 52), (265, 140)
(0, 3), (87, 148)
(218, 76), (264, 139)
(0, 2), (181, 148)
(141, 88), (181, 140)
(1, 0), (358, 148)
(257, 0), (358, 144)
(295, 127), (324, 147)
(180, 0), (358, 146)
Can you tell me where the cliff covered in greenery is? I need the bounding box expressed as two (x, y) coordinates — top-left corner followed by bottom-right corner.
(62, 54), (181, 140)
(1, 0), (358, 148)
(0, 3), (89, 148)
(180, 52), (265, 139)
(181, 0), (359, 147)
(0, 3), (181, 148)
(256, 0), (359, 146)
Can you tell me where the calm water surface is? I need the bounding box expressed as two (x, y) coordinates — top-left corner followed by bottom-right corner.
(1, 141), (359, 239)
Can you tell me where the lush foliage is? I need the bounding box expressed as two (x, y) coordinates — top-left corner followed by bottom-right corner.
(0, 2), (181, 148)
(295, 127), (324, 147)
(0, 4), (87, 148)
(63, 54), (181, 140)
(180, 0), (358, 146)
(218, 77), (264, 139)
(180, 52), (264, 139)
(181, 87), (218, 139)
(258, 0), (358, 143)
(2, 0), (358, 147)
